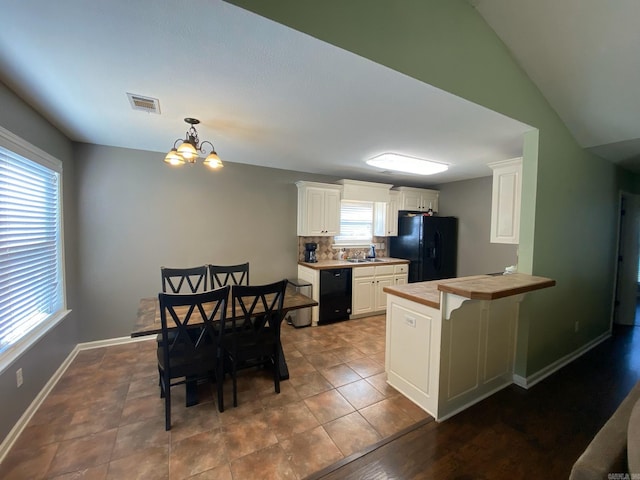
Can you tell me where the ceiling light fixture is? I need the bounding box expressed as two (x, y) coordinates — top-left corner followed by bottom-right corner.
(366, 153), (448, 175)
(164, 118), (223, 169)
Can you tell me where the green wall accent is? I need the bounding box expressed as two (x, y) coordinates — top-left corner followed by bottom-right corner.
(227, 0), (637, 377)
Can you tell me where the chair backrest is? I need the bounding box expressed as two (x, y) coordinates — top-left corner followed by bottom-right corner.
(209, 263), (250, 289)
(229, 279), (287, 337)
(161, 265), (208, 293)
(158, 286), (230, 368)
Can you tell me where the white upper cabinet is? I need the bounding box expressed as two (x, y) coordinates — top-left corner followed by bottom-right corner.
(338, 179), (393, 202)
(395, 187), (439, 212)
(488, 158), (522, 244)
(296, 181), (341, 236)
(374, 190), (399, 237)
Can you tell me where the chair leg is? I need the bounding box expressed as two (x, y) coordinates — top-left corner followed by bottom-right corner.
(216, 361), (224, 413)
(273, 349), (280, 394)
(232, 357), (238, 407)
(163, 372), (171, 431)
(159, 366), (165, 398)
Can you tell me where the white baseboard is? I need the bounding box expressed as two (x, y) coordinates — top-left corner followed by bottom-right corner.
(512, 331), (611, 389)
(0, 335), (151, 463)
(76, 335), (153, 351)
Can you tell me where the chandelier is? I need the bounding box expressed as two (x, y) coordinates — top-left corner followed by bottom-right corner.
(164, 118), (223, 169)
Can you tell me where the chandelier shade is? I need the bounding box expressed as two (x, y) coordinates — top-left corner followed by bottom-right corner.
(164, 118), (223, 169)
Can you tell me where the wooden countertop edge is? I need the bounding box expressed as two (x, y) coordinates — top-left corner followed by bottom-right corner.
(381, 288), (440, 309)
(298, 258), (410, 270)
(437, 278), (556, 300)
(383, 274), (556, 307)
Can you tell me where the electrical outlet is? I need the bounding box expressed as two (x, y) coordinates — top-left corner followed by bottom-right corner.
(16, 368), (23, 388)
(574, 321), (579, 333)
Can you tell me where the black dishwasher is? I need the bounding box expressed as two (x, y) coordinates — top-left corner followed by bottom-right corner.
(319, 268), (352, 324)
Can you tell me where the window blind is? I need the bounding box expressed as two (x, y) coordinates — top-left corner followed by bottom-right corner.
(335, 200), (373, 243)
(0, 146), (63, 356)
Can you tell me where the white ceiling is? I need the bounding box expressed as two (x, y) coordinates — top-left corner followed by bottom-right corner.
(470, 0), (640, 173)
(0, 0), (534, 186)
(7, 1), (637, 182)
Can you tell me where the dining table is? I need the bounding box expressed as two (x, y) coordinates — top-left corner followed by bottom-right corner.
(131, 282), (318, 405)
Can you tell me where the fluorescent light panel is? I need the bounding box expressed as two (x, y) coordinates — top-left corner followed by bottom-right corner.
(366, 153), (448, 175)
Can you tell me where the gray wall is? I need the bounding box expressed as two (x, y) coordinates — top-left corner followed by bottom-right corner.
(74, 143), (339, 341)
(437, 176), (518, 276)
(0, 82), (79, 444)
(73, 143), (514, 342)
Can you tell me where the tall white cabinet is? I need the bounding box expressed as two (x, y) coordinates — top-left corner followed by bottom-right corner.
(295, 181), (341, 236)
(488, 158), (522, 244)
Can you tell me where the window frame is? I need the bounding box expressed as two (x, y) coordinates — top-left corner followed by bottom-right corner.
(333, 200), (374, 247)
(0, 126), (69, 373)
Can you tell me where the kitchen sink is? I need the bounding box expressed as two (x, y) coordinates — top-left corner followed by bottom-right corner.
(346, 258), (383, 263)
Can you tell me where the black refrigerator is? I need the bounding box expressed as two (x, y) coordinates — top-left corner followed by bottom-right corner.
(389, 213), (458, 283)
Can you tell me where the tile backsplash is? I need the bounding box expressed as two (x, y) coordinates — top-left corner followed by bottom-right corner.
(298, 236), (388, 262)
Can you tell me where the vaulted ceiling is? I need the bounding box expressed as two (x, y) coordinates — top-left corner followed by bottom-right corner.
(470, 0), (640, 173)
(0, 0), (636, 184)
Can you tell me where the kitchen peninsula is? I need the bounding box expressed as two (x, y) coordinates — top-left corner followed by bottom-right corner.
(383, 273), (555, 421)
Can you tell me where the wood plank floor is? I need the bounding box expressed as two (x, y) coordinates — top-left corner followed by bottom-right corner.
(313, 324), (640, 480)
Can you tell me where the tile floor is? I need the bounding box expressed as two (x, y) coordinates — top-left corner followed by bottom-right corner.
(0, 314), (431, 480)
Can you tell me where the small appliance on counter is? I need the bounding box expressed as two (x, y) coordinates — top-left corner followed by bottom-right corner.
(304, 242), (318, 263)
(366, 244), (376, 259)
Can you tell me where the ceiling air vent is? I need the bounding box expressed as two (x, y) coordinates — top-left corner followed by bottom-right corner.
(127, 93), (160, 114)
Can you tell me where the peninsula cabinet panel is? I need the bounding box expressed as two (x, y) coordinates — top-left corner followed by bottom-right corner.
(386, 299), (442, 416)
(387, 303), (433, 393)
(443, 310), (481, 400)
(483, 296), (517, 381)
(438, 296), (518, 417)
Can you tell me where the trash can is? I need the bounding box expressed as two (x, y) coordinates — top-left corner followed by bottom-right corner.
(286, 278), (312, 328)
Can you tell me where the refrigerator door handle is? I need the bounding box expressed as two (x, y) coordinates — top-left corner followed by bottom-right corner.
(433, 231), (442, 270)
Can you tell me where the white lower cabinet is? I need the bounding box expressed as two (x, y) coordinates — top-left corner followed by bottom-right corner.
(352, 264), (406, 318)
(374, 274), (394, 311)
(393, 264), (408, 286)
(352, 273), (376, 316)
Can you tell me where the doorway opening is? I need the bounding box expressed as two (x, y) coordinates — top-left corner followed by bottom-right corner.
(613, 192), (640, 326)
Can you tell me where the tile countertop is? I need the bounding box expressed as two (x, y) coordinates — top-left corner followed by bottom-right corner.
(383, 273), (556, 309)
(298, 257), (410, 270)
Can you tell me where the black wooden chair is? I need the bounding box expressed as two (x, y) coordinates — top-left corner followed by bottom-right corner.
(157, 286), (229, 430)
(161, 265), (208, 293)
(157, 265), (210, 387)
(208, 263), (249, 289)
(222, 279), (287, 407)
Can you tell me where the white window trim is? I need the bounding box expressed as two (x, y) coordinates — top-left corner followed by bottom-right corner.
(331, 241), (373, 249)
(334, 200), (374, 246)
(0, 125), (70, 374)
